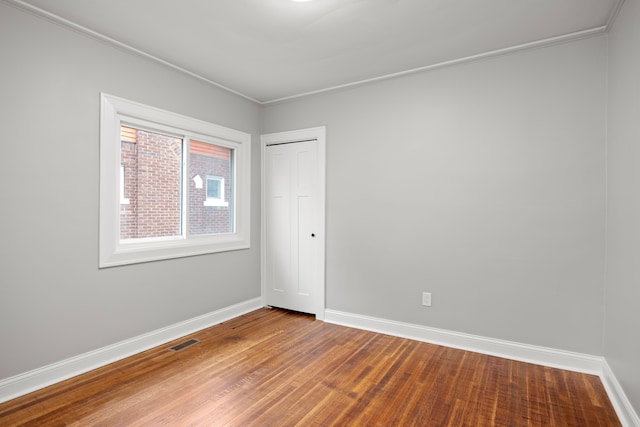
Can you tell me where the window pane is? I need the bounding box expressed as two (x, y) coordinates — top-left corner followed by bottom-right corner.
(207, 178), (221, 199)
(120, 126), (183, 240)
(189, 140), (233, 235)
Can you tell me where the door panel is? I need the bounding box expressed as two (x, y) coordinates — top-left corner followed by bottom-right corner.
(265, 141), (318, 314)
(268, 196), (289, 293)
(297, 195), (313, 296)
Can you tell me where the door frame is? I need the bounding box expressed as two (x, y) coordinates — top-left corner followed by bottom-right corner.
(260, 126), (326, 320)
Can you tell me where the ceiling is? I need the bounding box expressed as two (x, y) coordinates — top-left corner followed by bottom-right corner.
(11, 0), (622, 103)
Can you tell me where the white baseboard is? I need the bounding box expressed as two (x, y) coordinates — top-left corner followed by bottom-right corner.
(0, 297), (263, 404)
(324, 309), (639, 427)
(324, 309), (603, 373)
(602, 360), (640, 427)
(2, 302), (636, 426)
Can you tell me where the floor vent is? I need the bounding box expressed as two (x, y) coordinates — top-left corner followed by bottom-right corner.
(169, 338), (200, 352)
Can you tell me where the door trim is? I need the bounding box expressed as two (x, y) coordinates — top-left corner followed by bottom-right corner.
(260, 127), (326, 320)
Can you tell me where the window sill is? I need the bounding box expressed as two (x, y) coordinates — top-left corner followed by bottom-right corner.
(203, 200), (229, 207)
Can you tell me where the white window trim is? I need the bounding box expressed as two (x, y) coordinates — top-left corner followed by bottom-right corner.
(100, 93), (251, 268)
(204, 175), (228, 207)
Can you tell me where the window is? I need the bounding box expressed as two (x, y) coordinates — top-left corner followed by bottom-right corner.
(100, 93), (251, 267)
(205, 176), (228, 207)
(207, 177), (222, 200)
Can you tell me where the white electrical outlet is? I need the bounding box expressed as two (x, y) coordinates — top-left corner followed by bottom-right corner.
(422, 292), (432, 307)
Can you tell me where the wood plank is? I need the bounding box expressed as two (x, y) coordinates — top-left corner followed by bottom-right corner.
(0, 308), (621, 426)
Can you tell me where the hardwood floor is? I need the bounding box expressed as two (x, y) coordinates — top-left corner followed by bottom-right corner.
(0, 308), (620, 426)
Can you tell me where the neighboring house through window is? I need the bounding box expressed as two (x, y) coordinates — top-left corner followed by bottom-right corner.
(99, 93), (251, 268)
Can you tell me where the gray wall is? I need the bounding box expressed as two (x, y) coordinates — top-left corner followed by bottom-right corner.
(263, 36), (607, 355)
(0, 3), (261, 379)
(3, 1), (634, 413)
(605, 0), (640, 413)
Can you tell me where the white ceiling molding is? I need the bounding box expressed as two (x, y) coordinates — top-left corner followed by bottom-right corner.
(605, 0), (626, 31)
(3, 0), (260, 103)
(262, 26), (607, 105)
(4, 0), (624, 105)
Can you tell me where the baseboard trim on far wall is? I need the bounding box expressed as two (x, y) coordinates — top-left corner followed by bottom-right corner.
(324, 309), (639, 427)
(324, 309), (603, 373)
(0, 297), (263, 404)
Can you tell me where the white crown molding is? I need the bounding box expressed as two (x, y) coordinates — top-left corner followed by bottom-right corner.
(605, 0), (627, 32)
(4, 0), (614, 105)
(262, 26), (607, 105)
(2, 0), (260, 104)
(0, 298), (263, 404)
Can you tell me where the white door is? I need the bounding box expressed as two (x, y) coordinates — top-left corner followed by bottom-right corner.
(262, 128), (325, 317)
